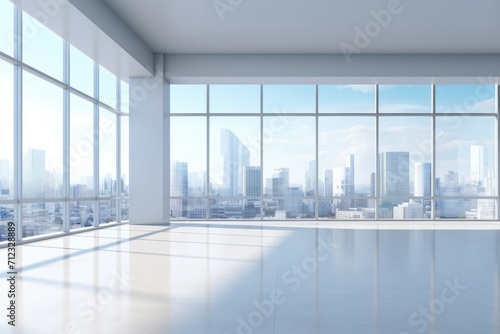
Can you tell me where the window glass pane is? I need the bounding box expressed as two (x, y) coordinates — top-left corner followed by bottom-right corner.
(436, 199), (496, 220)
(0, 60), (14, 199)
(170, 116), (206, 218)
(170, 199), (206, 220)
(121, 116), (129, 221)
(70, 201), (95, 230)
(99, 108), (116, 197)
(263, 85), (315, 113)
(379, 117), (432, 219)
(319, 117), (376, 218)
(209, 199), (259, 219)
(210, 117), (260, 197)
(22, 202), (64, 238)
(435, 116), (496, 202)
(120, 80), (129, 113)
(23, 71), (63, 198)
(70, 94), (94, 197)
(210, 85), (260, 113)
(170, 85), (206, 114)
(263, 116), (315, 219)
(99, 200), (117, 225)
(70, 45), (94, 97)
(0, 205), (14, 242)
(99, 65), (117, 108)
(0, 0), (14, 56)
(436, 85), (495, 114)
(22, 12), (64, 81)
(319, 85), (375, 113)
(379, 85), (431, 113)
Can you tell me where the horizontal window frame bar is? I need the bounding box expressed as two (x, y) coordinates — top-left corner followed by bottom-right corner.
(169, 113), (498, 117)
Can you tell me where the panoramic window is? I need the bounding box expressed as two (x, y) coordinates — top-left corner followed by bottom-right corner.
(171, 83), (498, 221)
(0, 2), (129, 243)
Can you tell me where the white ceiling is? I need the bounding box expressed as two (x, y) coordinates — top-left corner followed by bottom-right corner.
(102, 0), (500, 54)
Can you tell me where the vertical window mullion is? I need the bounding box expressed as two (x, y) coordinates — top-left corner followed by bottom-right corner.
(93, 62), (99, 227)
(496, 84), (499, 220)
(206, 85), (210, 220)
(13, 5), (22, 241)
(315, 84), (319, 220)
(116, 79), (121, 223)
(431, 84), (436, 220)
(62, 40), (70, 232)
(375, 85), (379, 220)
(260, 84), (264, 220)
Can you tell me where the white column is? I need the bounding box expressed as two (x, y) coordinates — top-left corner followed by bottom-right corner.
(129, 54), (170, 225)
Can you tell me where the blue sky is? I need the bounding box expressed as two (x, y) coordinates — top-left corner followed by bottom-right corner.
(170, 84), (497, 188)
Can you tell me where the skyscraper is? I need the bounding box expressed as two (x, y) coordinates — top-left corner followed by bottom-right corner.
(470, 145), (494, 193)
(344, 154), (355, 198)
(379, 152), (409, 205)
(171, 161), (188, 217)
(324, 169), (333, 197)
(23, 149), (46, 198)
(369, 172), (376, 208)
(470, 145), (485, 185)
(220, 129), (250, 196)
(272, 168), (289, 210)
(332, 167), (345, 197)
(304, 160), (316, 196)
(244, 166), (261, 197)
(272, 168), (289, 197)
(369, 172), (375, 197)
(284, 187), (303, 218)
(414, 162), (431, 197)
(332, 154), (355, 209)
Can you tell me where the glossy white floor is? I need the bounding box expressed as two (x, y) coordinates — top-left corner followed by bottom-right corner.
(1, 221), (499, 334)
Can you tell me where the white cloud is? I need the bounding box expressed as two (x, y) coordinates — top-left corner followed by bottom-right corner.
(338, 85), (375, 94)
(381, 103), (429, 113)
(470, 97), (494, 113)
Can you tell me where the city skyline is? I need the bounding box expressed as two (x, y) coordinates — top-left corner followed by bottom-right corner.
(170, 133), (495, 219)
